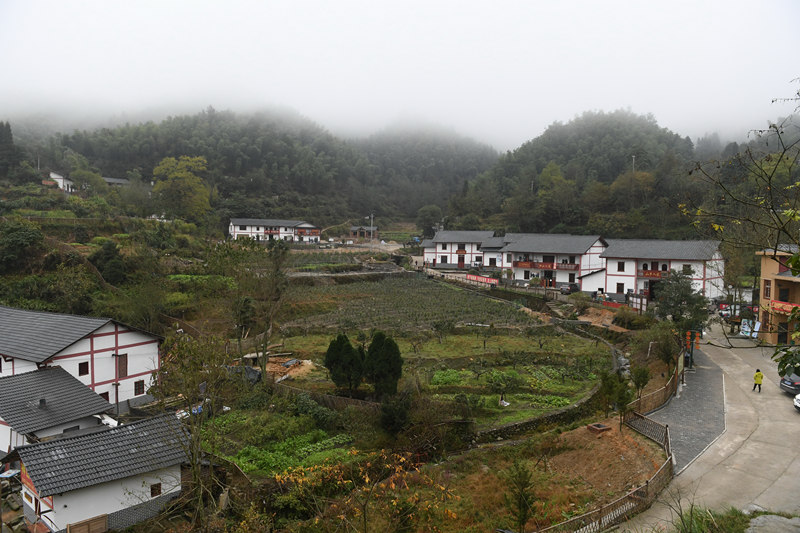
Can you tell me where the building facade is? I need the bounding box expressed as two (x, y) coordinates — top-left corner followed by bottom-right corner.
(423, 231), (495, 268)
(229, 218), (320, 243)
(601, 239), (724, 300)
(0, 306), (162, 410)
(756, 246), (800, 345)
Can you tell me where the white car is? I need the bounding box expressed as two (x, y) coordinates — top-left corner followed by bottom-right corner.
(794, 393), (800, 412)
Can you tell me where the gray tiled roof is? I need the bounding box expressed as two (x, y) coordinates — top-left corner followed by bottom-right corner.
(350, 226), (378, 231)
(230, 218), (311, 227)
(602, 239), (720, 260)
(0, 306), (111, 363)
(0, 367), (111, 434)
(13, 415), (188, 497)
(479, 237), (507, 250)
(420, 239), (434, 248)
(431, 230), (495, 243)
(501, 234), (604, 254)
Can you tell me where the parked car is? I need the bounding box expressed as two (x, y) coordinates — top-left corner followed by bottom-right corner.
(560, 283), (579, 295)
(795, 393), (800, 412)
(779, 373), (800, 395)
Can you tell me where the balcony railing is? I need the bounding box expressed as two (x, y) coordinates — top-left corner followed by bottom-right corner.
(512, 261), (578, 270)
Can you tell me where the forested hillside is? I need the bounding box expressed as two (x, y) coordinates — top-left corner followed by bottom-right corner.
(449, 110), (704, 238)
(13, 108), (498, 225)
(5, 107), (796, 241)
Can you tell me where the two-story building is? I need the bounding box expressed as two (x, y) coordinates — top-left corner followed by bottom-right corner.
(228, 218), (320, 243)
(0, 306), (162, 412)
(756, 245), (800, 345)
(600, 239), (724, 300)
(500, 234), (607, 288)
(423, 231), (495, 268)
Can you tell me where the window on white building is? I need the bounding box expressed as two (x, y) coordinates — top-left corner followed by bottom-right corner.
(239, 225), (246, 231)
(616, 283), (624, 293)
(682, 264), (692, 274)
(507, 253), (512, 263)
(441, 243), (448, 250)
(457, 243), (466, 250)
(79, 361), (89, 376)
(617, 261), (625, 272)
(440, 256), (447, 264)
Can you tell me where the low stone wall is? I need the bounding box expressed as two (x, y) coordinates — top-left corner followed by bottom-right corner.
(474, 384), (602, 443)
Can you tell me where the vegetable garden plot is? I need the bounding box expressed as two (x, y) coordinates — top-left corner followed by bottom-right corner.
(282, 276), (538, 332)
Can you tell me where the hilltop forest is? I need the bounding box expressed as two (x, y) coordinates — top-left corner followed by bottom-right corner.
(1, 107), (796, 239)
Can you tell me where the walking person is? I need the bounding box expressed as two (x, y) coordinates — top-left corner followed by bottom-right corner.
(753, 369), (764, 393)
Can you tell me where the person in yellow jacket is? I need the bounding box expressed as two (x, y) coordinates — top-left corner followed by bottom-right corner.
(753, 369), (764, 393)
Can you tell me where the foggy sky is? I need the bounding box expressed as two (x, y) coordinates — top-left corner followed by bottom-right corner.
(1, 0), (798, 150)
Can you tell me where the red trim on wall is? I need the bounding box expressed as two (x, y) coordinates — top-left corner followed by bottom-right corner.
(51, 339), (159, 360)
(91, 369), (153, 388)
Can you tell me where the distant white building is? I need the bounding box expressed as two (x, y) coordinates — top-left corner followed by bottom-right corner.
(49, 172), (74, 193)
(229, 218), (320, 243)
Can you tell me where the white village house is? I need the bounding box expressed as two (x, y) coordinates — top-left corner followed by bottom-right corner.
(0, 367), (113, 454)
(0, 306), (162, 411)
(423, 230), (495, 268)
(598, 239), (725, 300)
(6, 414), (187, 533)
(228, 218), (320, 242)
(423, 231), (724, 298)
(500, 234), (607, 288)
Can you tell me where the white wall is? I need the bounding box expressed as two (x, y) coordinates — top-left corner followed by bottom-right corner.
(24, 465), (181, 532)
(50, 323), (160, 404)
(0, 358), (36, 378)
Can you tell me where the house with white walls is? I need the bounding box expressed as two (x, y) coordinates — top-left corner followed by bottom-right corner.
(6, 415), (187, 533)
(0, 367), (112, 454)
(0, 306), (162, 412)
(49, 172), (74, 193)
(601, 239), (724, 300)
(229, 218), (320, 243)
(423, 231), (495, 268)
(500, 234), (607, 288)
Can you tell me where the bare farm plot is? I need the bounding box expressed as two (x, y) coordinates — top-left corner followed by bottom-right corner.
(281, 275), (540, 333)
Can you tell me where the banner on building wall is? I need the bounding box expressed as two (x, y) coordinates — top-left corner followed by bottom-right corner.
(466, 274), (499, 286)
(752, 321), (761, 338)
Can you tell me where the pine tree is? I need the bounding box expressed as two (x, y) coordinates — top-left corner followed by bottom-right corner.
(364, 331), (403, 398)
(324, 333), (363, 395)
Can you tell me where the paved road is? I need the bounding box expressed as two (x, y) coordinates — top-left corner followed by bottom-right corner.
(622, 322), (800, 532)
(646, 347), (725, 473)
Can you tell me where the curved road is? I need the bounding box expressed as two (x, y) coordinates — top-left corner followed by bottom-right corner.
(623, 322), (800, 532)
